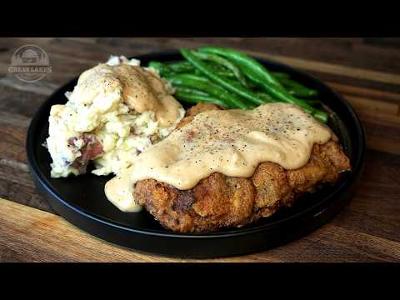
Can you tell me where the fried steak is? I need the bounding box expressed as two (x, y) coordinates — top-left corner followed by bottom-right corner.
(134, 103), (351, 233)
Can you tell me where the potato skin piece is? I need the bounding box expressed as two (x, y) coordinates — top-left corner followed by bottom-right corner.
(134, 104), (351, 233)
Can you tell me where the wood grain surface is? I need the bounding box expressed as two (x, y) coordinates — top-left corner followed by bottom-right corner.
(0, 38), (399, 262)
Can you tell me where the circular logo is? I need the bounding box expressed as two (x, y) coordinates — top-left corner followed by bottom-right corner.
(8, 44), (52, 82)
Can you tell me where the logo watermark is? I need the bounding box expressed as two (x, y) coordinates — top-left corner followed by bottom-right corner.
(8, 44), (52, 82)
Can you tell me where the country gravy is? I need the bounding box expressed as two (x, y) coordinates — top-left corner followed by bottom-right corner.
(105, 103), (332, 212)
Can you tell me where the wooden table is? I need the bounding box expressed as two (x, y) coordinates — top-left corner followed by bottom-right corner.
(1, 38), (399, 262)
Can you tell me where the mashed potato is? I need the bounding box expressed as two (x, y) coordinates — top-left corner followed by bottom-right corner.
(46, 56), (185, 178)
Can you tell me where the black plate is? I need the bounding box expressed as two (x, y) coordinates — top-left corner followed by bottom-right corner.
(26, 50), (365, 258)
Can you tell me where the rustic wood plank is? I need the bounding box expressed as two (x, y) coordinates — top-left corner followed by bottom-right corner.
(307, 71), (400, 95)
(93, 37), (400, 86)
(3, 38), (400, 95)
(245, 50), (400, 86)
(0, 111), (30, 165)
(0, 85), (47, 118)
(345, 95), (399, 116)
(1, 38), (400, 262)
(0, 76), (59, 96)
(254, 226), (400, 262)
(330, 150), (400, 241)
(1, 198), (399, 262)
(2, 38), (399, 81)
(86, 38), (358, 65)
(327, 82), (400, 104)
(365, 136), (400, 156)
(92, 37), (400, 76)
(0, 179), (52, 213)
(0, 198), (175, 262)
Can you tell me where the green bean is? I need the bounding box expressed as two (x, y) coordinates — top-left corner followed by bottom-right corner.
(151, 50), (328, 122)
(199, 47), (328, 122)
(262, 72), (319, 98)
(271, 71), (291, 79)
(214, 70), (236, 78)
(313, 110), (329, 123)
(195, 47), (327, 122)
(180, 49), (267, 107)
(193, 69), (202, 76)
(287, 88), (317, 98)
(168, 60), (237, 79)
(198, 46), (283, 88)
(192, 51), (250, 88)
(174, 87), (226, 107)
(182, 48), (322, 116)
(173, 93), (198, 105)
(166, 61), (194, 73)
(258, 82), (327, 121)
(174, 86), (209, 96)
(155, 59), (235, 79)
(256, 92), (274, 102)
(279, 78), (318, 98)
(168, 60), (235, 73)
(166, 73), (249, 109)
(148, 61), (170, 75)
(301, 98), (320, 105)
(257, 82), (326, 122)
(271, 71), (319, 98)
(256, 92), (320, 106)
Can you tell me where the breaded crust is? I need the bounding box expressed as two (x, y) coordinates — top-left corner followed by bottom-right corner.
(134, 103), (351, 233)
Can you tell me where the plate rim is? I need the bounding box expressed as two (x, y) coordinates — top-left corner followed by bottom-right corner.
(26, 50), (366, 240)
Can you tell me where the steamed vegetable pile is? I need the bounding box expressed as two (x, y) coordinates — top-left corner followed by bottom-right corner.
(148, 47), (328, 123)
